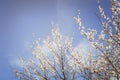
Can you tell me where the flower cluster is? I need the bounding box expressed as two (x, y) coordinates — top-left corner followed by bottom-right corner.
(74, 0), (120, 79)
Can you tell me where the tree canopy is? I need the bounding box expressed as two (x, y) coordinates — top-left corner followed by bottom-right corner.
(16, 0), (120, 80)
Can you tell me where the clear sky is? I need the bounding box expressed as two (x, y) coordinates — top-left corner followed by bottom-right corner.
(0, 0), (111, 80)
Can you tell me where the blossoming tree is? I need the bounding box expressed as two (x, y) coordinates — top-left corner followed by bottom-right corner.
(15, 26), (84, 80)
(74, 0), (120, 80)
(15, 0), (120, 80)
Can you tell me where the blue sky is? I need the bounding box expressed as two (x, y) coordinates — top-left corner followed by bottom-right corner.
(0, 0), (111, 80)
